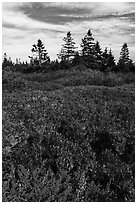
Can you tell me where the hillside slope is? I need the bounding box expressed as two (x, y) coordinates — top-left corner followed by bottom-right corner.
(2, 69), (135, 202)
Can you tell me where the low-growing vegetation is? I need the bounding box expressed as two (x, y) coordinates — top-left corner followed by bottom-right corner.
(2, 67), (135, 201)
(2, 68), (135, 92)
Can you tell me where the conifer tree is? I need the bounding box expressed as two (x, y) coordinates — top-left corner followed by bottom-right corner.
(107, 49), (115, 68)
(102, 47), (109, 68)
(58, 31), (77, 61)
(72, 51), (84, 66)
(118, 43), (130, 64)
(2, 53), (13, 69)
(3, 53), (8, 63)
(101, 48), (115, 71)
(29, 39), (50, 66)
(80, 29), (96, 68)
(94, 41), (102, 69)
(58, 48), (66, 61)
(117, 43), (133, 71)
(81, 29), (95, 57)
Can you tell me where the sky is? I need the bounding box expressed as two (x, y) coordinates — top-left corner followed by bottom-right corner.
(2, 2), (135, 62)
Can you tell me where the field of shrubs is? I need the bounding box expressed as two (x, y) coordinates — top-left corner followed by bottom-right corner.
(2, 68), (135, 201)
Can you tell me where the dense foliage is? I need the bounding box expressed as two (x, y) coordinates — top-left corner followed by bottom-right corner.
(2, 68), (135, 202)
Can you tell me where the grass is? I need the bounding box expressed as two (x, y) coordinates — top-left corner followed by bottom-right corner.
(2, 67), (135, 201)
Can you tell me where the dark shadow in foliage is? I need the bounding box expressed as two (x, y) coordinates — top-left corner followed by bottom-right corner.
(120, 136), (135, 164)
(50, 60), (61, 71)
(86, 166), (110, 190)
(57, 119), (81, 143)
(90, 130), (118, 159)
(90, 130), (135, 165)
(72, 52), (85, 67)
(59, 60), (72, 70)
(40, 137), (60, 177)
(109, 171), (133, 202)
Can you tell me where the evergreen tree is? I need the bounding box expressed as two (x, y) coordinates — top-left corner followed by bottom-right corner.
(94, 41), (102, 69)
(80, 29), (96, 68)
(81, 29), (95, 57)
(58, 31), (77, 61)
(102, 47), (109, 69)
(25, 61), (28, 66)
(117, 43), (133, 71)
(119, 43), (130, 64)
(101, 48), (115, 71)
(57, 48), (66, 61)
(16, 58), (20, 65)
(2, 53), (13, 69)
(3, 53), (8, 64)
(72, 51), (84, 66)
(128, 59), (135, 72)
(107, 49), (115, 68)
(29, 39), (50, 66)
(9, 57), (12, 64)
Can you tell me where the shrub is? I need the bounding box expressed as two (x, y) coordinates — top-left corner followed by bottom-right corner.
(3, 81), (134, 201)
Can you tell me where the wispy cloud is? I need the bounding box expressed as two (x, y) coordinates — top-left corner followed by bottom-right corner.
(2, 2), (135, 62)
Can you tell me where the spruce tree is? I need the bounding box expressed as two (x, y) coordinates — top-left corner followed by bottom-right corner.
(107, 49), (115, 68)
(81, 29), (95, 57)
(101, 48), (115, 71)
(117, 43), (133, 71)
(94, 41), (102, 69)
(29, 39), (50, 66)
(80, 29), (96, 68)
(58, 31), (77, 61)
(2, 53), (13, 69)
(72, 51), (84, 66)
(102, 47), (109, 68)
(119, 43), (130, 64)
(3, 53), (8, 63)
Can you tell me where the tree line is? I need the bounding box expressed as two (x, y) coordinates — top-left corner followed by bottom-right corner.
(2, 29), (135, 73)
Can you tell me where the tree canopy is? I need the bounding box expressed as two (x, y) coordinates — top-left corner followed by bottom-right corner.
(58, 31), (77, 61)
(29, 39), (50, 66)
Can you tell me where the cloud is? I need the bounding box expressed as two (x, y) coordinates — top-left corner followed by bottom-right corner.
(17, 2), (135, 26)
(3, 2), (135, 26)
(2, 8), (67, 32)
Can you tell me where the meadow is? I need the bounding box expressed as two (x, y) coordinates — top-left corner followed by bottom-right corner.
(2, 68), (135, 201)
